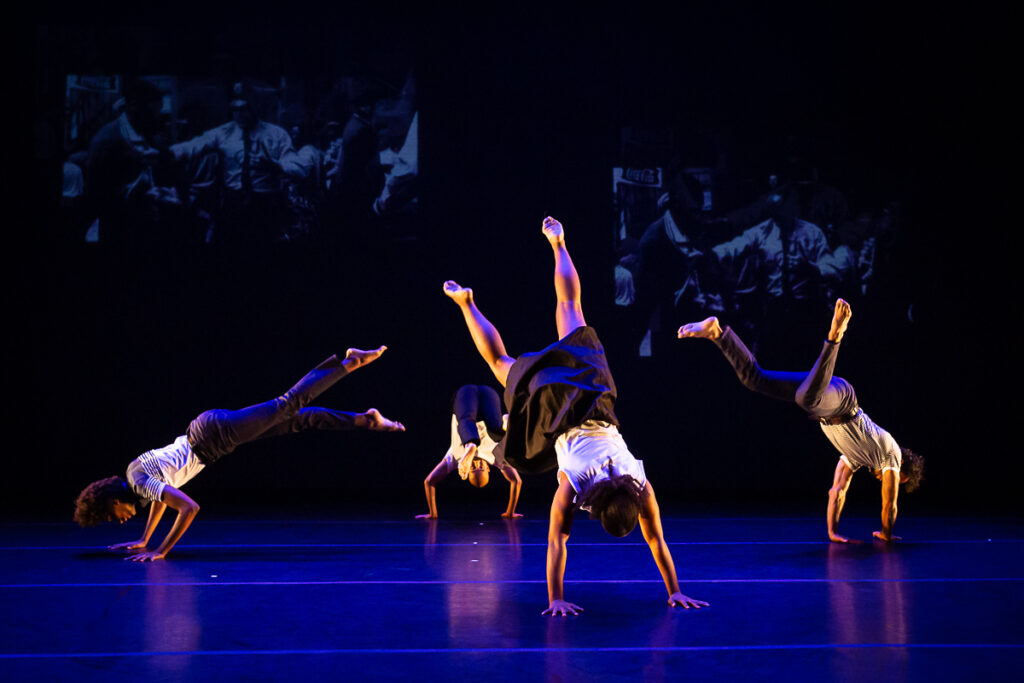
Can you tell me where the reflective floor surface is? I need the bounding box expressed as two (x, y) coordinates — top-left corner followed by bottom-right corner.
(3, 512), (1022, 681)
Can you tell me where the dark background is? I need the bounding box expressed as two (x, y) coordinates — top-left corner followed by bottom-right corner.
(17, 4), (1013, 520)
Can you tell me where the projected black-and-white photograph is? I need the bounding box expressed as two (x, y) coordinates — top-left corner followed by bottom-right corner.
(613, 128), (900, 356)
(61, 71), (417, 247)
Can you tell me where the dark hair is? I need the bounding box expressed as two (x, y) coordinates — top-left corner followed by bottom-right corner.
(580, 474), (643, 538)
(467, 461), (490, 488)
(900, 448), (925, 493)
(73, 477), (128, 527)
(124, 78), (165, 109)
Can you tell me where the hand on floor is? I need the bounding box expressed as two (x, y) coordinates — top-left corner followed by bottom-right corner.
(108, 540), (147, 552)
(542, 599), (583, 617)
(668, 592), (709, 609)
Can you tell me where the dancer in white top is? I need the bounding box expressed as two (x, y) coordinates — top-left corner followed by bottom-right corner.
(74, 347), (404, 561)
(416, 384), (523, 519)
(444, 216), (707, 616)
(679, 299), (924, 542)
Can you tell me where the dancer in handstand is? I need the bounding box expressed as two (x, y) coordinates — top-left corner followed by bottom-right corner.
(678, 300), (923, 542)
(415, 383), (523, 519)
(74, 346), (405, 561)
(444, 216), (707, 616)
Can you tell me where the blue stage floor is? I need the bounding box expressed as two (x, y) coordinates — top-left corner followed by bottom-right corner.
(3, 512), (1022, 681)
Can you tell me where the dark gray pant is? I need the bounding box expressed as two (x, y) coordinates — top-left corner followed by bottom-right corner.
(714, 326), (852, 419)
(185, 354), (356, 464)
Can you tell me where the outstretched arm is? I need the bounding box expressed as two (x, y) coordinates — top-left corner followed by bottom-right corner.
(827, 459), (855, 542)
(442, 281), (515, 387)
(874, 469), (901, 541)
(499, 463), (523, 519)
(126, 486), (200, 561)
(638, 482), (709, 608)
(416, 456), (455, 519)
(108, 501), (167, 553)
(542, 475), (581, 616)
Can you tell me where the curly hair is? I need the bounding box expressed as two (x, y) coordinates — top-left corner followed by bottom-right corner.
(900, 448), (925, 493)
(579, 474), (643, 538)
(73, 476), (126, 527)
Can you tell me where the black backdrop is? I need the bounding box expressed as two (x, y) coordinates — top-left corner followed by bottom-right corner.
(17, 4), (1014, 519)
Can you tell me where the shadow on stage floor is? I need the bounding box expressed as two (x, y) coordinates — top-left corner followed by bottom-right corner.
(3, 510), (1022, 682)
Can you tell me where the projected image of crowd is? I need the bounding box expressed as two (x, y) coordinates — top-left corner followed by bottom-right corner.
(60, 73), (418, 248)
(613, 131), (899, 356)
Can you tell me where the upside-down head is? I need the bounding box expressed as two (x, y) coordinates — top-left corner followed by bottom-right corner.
(900, 448), (925, 493)
(580, 474), (644, 538)
(74, 477), (137, 527)
(466, 458), (491, 488)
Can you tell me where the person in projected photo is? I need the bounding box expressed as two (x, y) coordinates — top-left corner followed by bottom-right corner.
(711, 185), (830, 311)
(373, 111), (418, 220)
(85, 78), (175, 244)
(323, 79), (382, 224)
(443, 217), (708, 616)
(726, 154), (849, 239)
(817, 205), (899, 302)
(170, 81), (312, 243)
(634, 172), (720, 355)
(283, 123), (325, 240)
(74, 347), (405, 561)
(415, 384), (523, 520)
(678, 299), (924, 543)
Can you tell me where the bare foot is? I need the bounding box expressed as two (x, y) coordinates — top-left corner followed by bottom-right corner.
(457, 443), (478, 480)
(415, 513), (438, 520)
(344, 346), (386, 371)
(359, 408), (405, 432)
(677, 317), (722, 340)
(828, 299), (852, 343)
(542, 216), (565, 247)
(442, 280), (473, 306)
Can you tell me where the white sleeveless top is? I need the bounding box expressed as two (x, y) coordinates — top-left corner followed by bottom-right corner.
(555, 420), (646, 509)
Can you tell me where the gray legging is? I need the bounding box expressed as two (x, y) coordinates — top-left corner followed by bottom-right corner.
(714, 326), (858, 420)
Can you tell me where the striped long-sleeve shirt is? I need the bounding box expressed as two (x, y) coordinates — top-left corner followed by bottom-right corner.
(126, 435), (205, 503)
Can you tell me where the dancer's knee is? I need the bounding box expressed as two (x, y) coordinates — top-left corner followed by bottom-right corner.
(794, 387), (821, 411)
(454, 384), (479, 406)
(278, 391), (307, 415)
